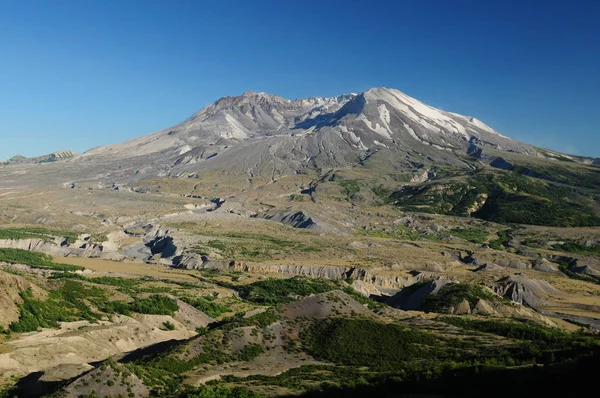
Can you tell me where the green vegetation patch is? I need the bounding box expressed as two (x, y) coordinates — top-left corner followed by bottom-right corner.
(302, 318), (440, 371)
(0, 248), (84, 271)
(358, 226), (420, 241)
(8, 288), (84, 332)
(92, 294), (179, 317)
(391, 177), (489, 216)
(440, 317), (599, 349)
(0, 227), (78, 243)
(512, 160), (600, 191)
(237, 343), (264, 361)
(128, 295), (179, 315)
(472, 172), (600, 227)
(206, 276), (382, 309)
(5, 274), (181, 333)
(391, 171), (600, 227)
(372, 186), (392, 204)
(338, 180), (360, 197)
(177, 384), (263, 398)
(554, 242), (600, 255)
(50, 273), (187, 295)
(193, 232), (322, 261)
(181, 296), (231, 318)
(236, 276), (339, 305)
(447, 228), (487, 244)
(6, 280), (108, 333)
(489, 229), (512, 250)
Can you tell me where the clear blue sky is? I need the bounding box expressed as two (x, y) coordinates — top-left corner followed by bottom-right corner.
(1, 0), (599, 159)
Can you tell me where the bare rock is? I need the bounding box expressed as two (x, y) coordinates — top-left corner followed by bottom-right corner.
(453, 299), (472, 314)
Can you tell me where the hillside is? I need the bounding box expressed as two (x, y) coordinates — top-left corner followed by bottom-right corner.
(0, 87), (599, 397)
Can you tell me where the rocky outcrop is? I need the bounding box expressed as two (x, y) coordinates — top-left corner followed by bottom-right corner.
(473, 299), (496, 315)
(386, 279), (454, 310)
(251, 211), (322, 230)
(147, 233), (177, 258)
(490, 157), (514, 170)
(174, 256), (414, 293)
(562, 256), (600, 281)
(490, 274), (563, 310)
(474, 263), (505, 272)
(474, 253), (559, 274)
(532, 258), (560, 273)
(465, 193), (488, 215)
(472, 252), (548, 271)
(453, 299), (472, 314)
(121, 226), (181, 264)
(410, 169), (431, 183)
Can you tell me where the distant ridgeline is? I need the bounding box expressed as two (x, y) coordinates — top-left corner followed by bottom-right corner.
(1, 150), (77, 165)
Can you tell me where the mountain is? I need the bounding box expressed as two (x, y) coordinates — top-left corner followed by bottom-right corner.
(1, 150), (78, 166)
(39, 87), (594, 227)
(78, 88), (556, 179)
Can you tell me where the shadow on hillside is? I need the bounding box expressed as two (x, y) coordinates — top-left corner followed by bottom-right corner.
(9, 371), (60, 398)
(288, 353), (600, 398)
(119, 338), (185, 363)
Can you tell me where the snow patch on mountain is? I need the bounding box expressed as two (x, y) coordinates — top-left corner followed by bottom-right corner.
(357, 114), (392, 140)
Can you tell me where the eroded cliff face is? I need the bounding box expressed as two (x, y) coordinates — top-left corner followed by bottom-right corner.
(0, 238), (125, 260)
(174, 255), (416, 293)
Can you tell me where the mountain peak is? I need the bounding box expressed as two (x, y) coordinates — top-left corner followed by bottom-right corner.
(241, 90), (270, 97)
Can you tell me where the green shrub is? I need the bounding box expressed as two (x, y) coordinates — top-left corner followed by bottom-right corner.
(128, 295), (179, 315)
(338, 180), (360, 197)
(162, 321), (176, 330)
(180, 296), (231, 318)
(96, 299), (131, 315)
(489, 229), (512, 250)
(237, 309), (280, 328)
(372, 186), (392, 204)
(237, 343), (263, 361)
